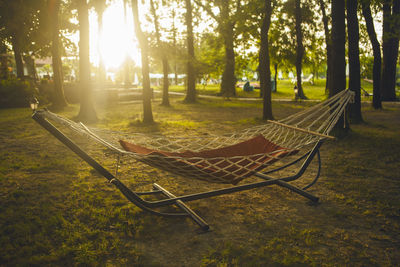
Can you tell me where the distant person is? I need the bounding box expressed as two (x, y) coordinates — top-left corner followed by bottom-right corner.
(243, 81), (254, 92)
(294, 85), (299, 99)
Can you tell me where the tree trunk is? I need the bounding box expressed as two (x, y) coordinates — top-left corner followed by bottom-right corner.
(11, 33), (24, 79)
(171, 9), (178, 86)
(184, 0), (196, 103)
(259, 0), (273, 120)
(361, 0), (382, 109)
(131, 0), (154, 123)
(77, 0), (97, 123)
(330, 0), (346, 97)
(161, 58), (170, 106)
(150, 0), (170, 106)
(381, 0), (399, 101)
(220, 21), (236, 97)
(23, 55), (38, 81)
(346, 0), (363, 123)
(0, 42), (9, 79)
(274, 63), (278, 92)
(331, 0), (348, 134)
(295, 0), (306, 99)
(219, 1), (236, 97)
(49, 0), (67, 109)
(318, 0), (333, 94)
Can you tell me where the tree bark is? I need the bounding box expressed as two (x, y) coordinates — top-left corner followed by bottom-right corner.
(49, 0), (68, 109)
(11, 33), (24, 79)
(274, 63), (278, 92)
(219, 1), (236, 97)
(346, 0), (363, 123)
(331, 0), (348, 134)
(131, 0), (154, 123)
(0, 41), (9, 79)
(381, 0), (399, 101)
(184, 0), (196, 103)
(77, 0), (97, 123)
(161, 58), (170, 106)
(295, 0), (306, 99)
(361, 0), (382, 109)
(330, 0), (346, 97)
(318, 0), (333, 94)
(259, 0), (273, 120)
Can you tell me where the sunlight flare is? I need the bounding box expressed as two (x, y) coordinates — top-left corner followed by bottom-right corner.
(89, 0), (140, 69)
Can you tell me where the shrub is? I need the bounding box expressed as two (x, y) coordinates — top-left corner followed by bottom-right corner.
(0, 78), (37, 108)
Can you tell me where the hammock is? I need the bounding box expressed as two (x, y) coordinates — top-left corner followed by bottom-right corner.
(32, 89), (354, 230)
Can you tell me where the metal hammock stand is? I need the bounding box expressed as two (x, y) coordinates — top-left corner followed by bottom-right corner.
(32, 90), (354, 231)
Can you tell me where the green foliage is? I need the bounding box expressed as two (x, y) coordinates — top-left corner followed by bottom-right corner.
(197, 33), (225, 78)
(360, 56), (374, 79)
(0, 78), (36, 108)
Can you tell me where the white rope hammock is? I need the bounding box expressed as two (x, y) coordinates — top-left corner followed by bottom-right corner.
(39, 90), (354, 184)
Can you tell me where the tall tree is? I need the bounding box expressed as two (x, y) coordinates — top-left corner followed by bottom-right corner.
(347, 0), (363, 123)
(361, 0), (382, 109)
(318, 0), (333, 93)
(3, 0), (26, 79)
(0, 41), (9, 79)
(49, 0), (68, 109)
(150, 0), (170, 106)
(11, 33), (24, 79)
(77, 0), (98, 123)
(184, 0), (196, 103)
(0, 0), (50, 80)
(259, 0), (273, 120)
(194, 0), (238, 97)
(268, 0), (317, 97)
(380, 0), (400, 101)
(330, 0), (346, 97)
(294, 0), (307, 99)
(171, 8), (179, 86)
(131, 0), (154, 122)
(218, 0), (236, 97)
(331, 0), (348, 133)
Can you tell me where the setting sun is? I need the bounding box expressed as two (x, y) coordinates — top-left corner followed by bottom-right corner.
(89, 0), (141, 69)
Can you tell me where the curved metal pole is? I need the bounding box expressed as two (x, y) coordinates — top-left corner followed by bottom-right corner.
(302, 149), (321, 190)
(262, 151), (310, 175)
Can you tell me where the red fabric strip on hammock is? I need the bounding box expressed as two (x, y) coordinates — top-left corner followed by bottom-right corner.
(119, 135), (298, 185)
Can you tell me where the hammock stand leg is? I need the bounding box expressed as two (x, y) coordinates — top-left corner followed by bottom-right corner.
(254, 142), (323, 202)
(32, 110), (321, 230)
(153, 183), (209, 231)
(32, 111), (209, 230)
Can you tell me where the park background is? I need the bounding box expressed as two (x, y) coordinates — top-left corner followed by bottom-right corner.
(1, 0), (400, 265)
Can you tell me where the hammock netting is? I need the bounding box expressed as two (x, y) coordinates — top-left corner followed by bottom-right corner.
(39, 90), (354, 184)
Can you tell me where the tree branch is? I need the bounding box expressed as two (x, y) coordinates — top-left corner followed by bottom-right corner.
(193, 0), (218, 21)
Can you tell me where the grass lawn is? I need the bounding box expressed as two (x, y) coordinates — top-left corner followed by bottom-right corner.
(166, 78), (381, 101)
(0, 97), (399, 265)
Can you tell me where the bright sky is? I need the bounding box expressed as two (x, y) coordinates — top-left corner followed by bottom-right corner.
(87, 0), (210, 71)
(89, 0), (141, 69)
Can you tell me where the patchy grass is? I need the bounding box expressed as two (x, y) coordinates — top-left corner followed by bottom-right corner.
(0, 98), (399, 266)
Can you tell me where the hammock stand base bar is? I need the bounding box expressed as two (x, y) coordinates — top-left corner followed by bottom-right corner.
(32, 110), (323, 231)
